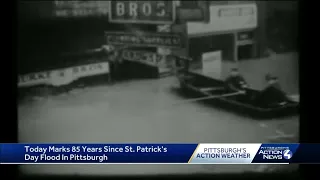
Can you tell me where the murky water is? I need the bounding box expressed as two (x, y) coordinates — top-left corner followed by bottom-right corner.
(18, 76), (299, 175)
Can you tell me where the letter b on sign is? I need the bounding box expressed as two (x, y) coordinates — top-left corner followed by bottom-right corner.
(116, 2), (125, 16)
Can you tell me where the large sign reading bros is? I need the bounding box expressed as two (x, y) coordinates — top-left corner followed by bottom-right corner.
(109, 1), (175, 24)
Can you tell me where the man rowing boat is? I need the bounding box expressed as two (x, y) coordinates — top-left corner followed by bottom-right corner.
(225, 68), (249, 94)
(175, 56), (194, 82)
(254, 74), (290, 108)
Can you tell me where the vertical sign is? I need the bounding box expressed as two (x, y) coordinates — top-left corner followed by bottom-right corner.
(202, 51), (222, 80)
(109, 1), (175, 24)
(157, 25), (172, 55)
(157, 25), (172, 74)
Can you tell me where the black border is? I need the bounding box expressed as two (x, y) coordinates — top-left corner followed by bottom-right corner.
(9, 0), (313, 179)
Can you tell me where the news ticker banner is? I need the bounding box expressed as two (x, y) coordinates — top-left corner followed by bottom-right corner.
(1, 143), (319, 164)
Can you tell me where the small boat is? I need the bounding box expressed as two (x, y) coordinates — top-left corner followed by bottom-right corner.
(176, 71), (299, 119)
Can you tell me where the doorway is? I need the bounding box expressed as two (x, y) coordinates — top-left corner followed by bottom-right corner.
(238, 44), (254, 60)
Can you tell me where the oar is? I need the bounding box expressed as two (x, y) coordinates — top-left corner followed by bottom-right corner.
(200, 87), (225, 92)
(172, 92), (243, 105)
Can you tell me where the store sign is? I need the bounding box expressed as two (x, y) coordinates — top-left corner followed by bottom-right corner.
(105, 32), (183, 48)
(18, 62), (110, 88)
(122, 50), (165, 66)
(19, 1), (109, 20)
(237, 31), (254, 41)
(187, 4), (257, 35)
(53, 1), (109, 18)
(109, 1), (175, 24)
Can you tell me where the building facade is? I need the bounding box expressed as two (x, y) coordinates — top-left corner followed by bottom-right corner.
(18, 1), (297, 76)
(173, 1), (260, 64)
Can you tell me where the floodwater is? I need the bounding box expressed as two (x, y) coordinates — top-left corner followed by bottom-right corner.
(18, 76), (299, 175)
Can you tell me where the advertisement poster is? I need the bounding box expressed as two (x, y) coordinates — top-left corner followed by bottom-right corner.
(109, 1), (175, 24)
(202, 50), (222, 79)
(187, 3), (257, 35)
(105, 32), (183, 48)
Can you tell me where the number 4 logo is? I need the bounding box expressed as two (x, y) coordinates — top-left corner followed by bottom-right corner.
(283, 150), (292, 160)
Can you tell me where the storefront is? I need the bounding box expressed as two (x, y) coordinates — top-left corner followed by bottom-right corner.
(186, 3), (258, 63)
(18, 1), (163, 94)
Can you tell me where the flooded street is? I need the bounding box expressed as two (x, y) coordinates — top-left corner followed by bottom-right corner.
(18, 76), (299, 175)
(16, 0), (300, 176)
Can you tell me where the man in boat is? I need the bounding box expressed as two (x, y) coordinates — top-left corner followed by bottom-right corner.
(176, 56), (194, 82)
(254, 74), (290, 108)
(108, 50), (122, 82)
(225, 68), (249, 94)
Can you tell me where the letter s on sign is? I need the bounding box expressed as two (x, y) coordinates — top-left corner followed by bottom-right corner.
(156, 2), (166, 17)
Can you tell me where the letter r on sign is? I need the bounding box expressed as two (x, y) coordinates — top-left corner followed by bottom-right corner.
(129, 2), (138, 17)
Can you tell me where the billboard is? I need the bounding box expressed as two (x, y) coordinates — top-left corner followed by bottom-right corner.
(187, 3), (257, 35)
(109, 1), (175, 24)
(105, 32), (184, 48)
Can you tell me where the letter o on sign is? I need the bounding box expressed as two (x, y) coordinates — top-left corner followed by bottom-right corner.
(142, 3), (152, 16)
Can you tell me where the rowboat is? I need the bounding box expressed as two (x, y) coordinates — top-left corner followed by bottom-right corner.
(176, 71), (299, 119)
